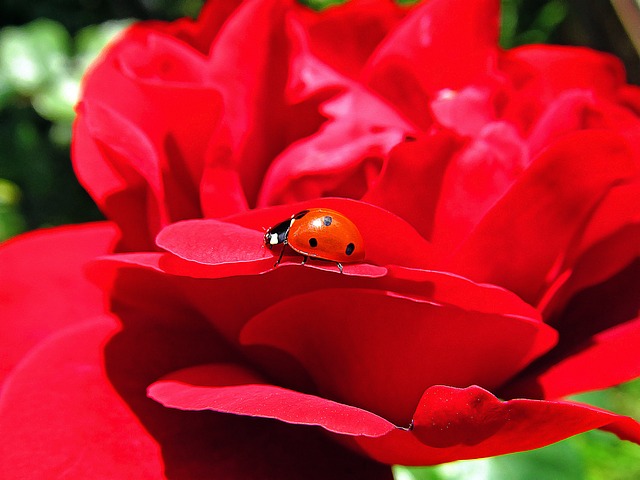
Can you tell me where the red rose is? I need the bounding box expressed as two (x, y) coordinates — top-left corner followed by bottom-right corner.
(1, 0), (639, 478)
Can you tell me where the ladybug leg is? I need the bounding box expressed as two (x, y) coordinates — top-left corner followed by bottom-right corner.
(274, 245), (286, 268)
(301, 255), (308, 266)
(336, 262), (343, 274)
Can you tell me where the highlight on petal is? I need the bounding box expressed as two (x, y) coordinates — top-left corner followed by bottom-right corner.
(148, 363), (396, 437)
(241, 288), (557, 425)
(352, 385), (640, 466)
(431, 121), (529, 253)
(364, 0), (500, 128)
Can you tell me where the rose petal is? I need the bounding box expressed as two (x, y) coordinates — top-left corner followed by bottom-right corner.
(500, 45), (626, 133)
(430, 85), (497, 137)
(74, 27), (223, 248)
(503, 260), (640, 399)
(156, 219), (271, 265)
(384, 266), (541, 321)
(101, 267), (393, 479)
(148, 364), (396, 437)
(73, 113), (154, 251)
(449, 130), (637, 303)
(0, 316), (165, 479)
(293, 0), (408, 78)
(143, 0), (244, 55)
(256, 16), (413, 207)
(538, 184), (640, 318)
(226, 198), (435, 269)
(351, 385), (640, 465)
(154, 218), (387, 278)
(364, 0), (500, 128)
(431, 121), (529, 252)
(362, 130), (460, 240)
(504, 314), (640, 400)
(202, 0), (330, 208)
(0, 223), (117, 384)
(241, 288), (557, 425)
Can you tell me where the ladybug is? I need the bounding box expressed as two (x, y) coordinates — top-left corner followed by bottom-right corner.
(264, 208), (365, 273)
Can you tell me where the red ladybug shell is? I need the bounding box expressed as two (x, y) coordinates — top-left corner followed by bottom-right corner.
(287, 209), (365, 263)
(264, 208), (365, 265)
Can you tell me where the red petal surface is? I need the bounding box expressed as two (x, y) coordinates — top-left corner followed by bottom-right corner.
(503, 260), (640, 399)
(99, 263), (393, 479)
(505, 315), (640, 400)
(294, 0), (408, 78)
(500, 45), (626, 133)
(0, 223), (117, 384)
(449, 130), (637, 303)
(0, 316), (164, 479)
(384, 266), (541, 321)
(364, 0), (500, 128)
(226, 197), (435, 269)
(0, 308), (392, 479)
(538, 183), (640, 321)
(256, 15), (413, 206)
(241, 288), (556, 425)
(431, 121), (529, 252)
(146, 0), (243, 55)
(362, 130), (460, 240)
(203, 0), (327, 208)
(74, 26), (223, 249)
(149, 364), (396, 436)
(155, 218), (387, 278)
(352, 385), (640, 465)
(430, 85), (497, 137)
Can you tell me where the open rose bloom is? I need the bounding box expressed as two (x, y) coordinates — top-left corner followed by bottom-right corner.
(1, 0), (640, 477)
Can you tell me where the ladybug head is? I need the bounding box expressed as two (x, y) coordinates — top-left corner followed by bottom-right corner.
(264, 228), (278, 249)
(263, 216), (295, 249)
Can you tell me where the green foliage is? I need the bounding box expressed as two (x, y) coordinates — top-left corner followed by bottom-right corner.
(393, 440), (584, 480)
(501, 0), (568, 47)
(0, 18), (130, 234)
(0, 179), (27, 241)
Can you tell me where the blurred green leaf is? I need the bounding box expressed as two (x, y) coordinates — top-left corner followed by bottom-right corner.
(0, 18), (71, 96)
(32, 77), (79, 123)
(300, 0), (349, 10)
(0, 178), (27, 240)
(393, 439), (583, 480)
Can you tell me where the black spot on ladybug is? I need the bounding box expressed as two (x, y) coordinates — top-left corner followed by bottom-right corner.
(294, 210), (310, 220)
(323, 216), (332, 226)
(309, 238), (318, 248)
(345, 243), (355, 256)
